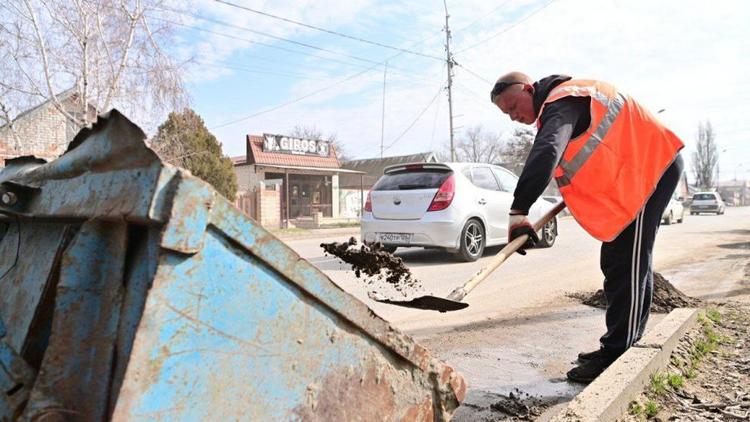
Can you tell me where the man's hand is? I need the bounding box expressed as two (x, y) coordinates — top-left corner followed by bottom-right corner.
(508, 214), (540, 255)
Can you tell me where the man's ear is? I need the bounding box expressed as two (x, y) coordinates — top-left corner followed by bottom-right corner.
(523, 83), (535, 94)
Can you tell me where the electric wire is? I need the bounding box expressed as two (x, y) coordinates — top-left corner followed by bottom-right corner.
(209, 28), (449, 129)
(212, 0), (444, 61)
(382, 83), (445, 153)
(149, 11), (388, 67)
(456, 0), (558, 53)
(453, 0), (515, 33)
(456, 63), (491, 84)
(211, 66), (378, 129)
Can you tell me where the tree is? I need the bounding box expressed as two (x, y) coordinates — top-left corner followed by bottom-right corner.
(501, 127), (536, 174)
(151, 109), (237, 199)
(453, 125), (503, 163)
(692, 120), (718, 190)
(288, 125), (350, 162)
(0, 0), (188, 143)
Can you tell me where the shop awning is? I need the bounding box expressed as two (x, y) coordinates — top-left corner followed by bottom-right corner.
(256, 164), (366, 174)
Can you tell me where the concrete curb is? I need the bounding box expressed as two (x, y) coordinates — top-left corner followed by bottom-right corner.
(273, 227), (360, 241)
(551, 308), (700, 421)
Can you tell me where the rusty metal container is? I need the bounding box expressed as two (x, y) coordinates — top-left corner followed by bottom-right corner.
(0, 110), (465, 421)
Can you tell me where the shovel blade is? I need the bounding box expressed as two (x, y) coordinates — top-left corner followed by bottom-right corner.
(374, 295), (469, 312)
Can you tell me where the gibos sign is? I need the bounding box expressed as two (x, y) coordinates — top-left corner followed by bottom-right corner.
(262, 134), (330, 157)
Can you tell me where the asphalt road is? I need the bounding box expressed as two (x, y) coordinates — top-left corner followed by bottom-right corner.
(290, 206), (750, 330)
(287, 206), (750, 418)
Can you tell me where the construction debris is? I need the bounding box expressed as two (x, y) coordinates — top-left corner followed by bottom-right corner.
(320, 237), (421, 295)
(570, 272), (702, 313)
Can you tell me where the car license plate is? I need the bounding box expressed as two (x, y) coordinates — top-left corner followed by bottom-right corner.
(698, 205), (709, 209)
(378, 233), (411, 244)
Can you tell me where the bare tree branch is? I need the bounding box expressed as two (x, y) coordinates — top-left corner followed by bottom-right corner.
(21, 0), (80, 125)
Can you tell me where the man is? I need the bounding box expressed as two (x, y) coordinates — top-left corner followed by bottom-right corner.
(491, 72), (684, 383)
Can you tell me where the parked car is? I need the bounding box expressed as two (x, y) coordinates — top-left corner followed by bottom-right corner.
(690, 191), (726, 215)
(360, 162), (557, 262)
(661, 196), (685, 224)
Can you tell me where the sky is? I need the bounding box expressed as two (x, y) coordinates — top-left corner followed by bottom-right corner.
(170, 0), (750, 180)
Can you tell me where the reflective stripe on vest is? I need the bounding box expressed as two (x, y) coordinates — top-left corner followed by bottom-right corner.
(556, 92), (627, 187)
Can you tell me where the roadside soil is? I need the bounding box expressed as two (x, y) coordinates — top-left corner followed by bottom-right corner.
(568, 272), (702, 313)
(619, 302), (750, 421)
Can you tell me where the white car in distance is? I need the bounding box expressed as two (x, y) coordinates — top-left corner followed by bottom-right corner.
(661, 196), (685, 225)
(360, 162), (558, 262)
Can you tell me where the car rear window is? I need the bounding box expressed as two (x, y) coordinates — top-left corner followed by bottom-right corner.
(693, 193), (716, 200)
(373, 170), (451, 191)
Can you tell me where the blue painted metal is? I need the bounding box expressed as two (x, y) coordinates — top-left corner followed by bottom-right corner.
(0, 110), (465, 421)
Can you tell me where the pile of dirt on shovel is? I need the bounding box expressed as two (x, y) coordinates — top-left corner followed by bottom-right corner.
(570, 272), (702, 313)
(320, 237), (421, 295)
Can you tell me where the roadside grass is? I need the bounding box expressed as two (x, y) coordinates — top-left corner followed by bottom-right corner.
(628, 401), (643, 416)
(667, 373), (684, 389)
(632, 309), (725, 419)
(644, 400), (660, 417)
(649, 372), (668, 396)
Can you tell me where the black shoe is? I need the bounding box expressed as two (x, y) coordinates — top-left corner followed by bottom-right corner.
(566, 355), (615, 384)
(577, 349), (603, 363)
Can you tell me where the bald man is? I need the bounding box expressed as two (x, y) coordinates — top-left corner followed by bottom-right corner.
(491, 72), (684, 383)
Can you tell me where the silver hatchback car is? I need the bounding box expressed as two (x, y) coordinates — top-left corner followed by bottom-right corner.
(360, 162), (558, 262)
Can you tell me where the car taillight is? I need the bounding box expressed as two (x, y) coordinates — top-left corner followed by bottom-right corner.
(364, 191), (372, 212)
(427, 174), (455, 212)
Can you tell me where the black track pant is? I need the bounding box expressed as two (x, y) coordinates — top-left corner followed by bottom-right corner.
(599, 154), (684, 358)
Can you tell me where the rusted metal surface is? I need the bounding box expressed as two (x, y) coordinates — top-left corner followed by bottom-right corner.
(0, 109), (465, 421)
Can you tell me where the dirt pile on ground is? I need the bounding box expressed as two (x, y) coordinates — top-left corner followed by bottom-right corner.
(320, 237), (421, 294)
(620, 303), (750, 420)
(487, 389), (552, 420)
(569, 272), (701, 313)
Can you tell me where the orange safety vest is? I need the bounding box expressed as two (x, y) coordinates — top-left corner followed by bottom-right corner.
(538, 80), (684, 242)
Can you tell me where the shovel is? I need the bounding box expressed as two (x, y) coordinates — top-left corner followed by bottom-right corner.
(374, 201), (566, 312)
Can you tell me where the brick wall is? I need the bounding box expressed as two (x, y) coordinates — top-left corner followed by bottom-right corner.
(234, 164), (261, 191)
(0, 95), (95, 165)
(257, 187), (280, 229)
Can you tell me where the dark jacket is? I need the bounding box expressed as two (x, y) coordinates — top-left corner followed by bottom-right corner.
(510, 75), (591, 214)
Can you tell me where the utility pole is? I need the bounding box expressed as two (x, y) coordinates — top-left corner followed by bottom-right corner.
(443, 0), (456, 161)
(380, 62), (387, 158)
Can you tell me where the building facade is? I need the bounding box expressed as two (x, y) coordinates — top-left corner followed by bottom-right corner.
(718, 180), (750, 206)
(0, 90), (97, 165)
(233, 133), (364, 229)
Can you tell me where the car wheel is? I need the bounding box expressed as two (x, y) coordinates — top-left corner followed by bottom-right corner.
(677, 211), (684, 223)
(536, 217), (557, 248)
(457, 219), (485, 262)
(664, 211), (673, 225)
(382, 245), (397, 254)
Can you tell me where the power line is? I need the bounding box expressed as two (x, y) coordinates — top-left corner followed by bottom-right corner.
(148, 14), (433, 82)
(454, 80), (489, 104)
(453, 0), (515, 33)
(150, 8), (434, 79)
(208, 22), (450, 130)
(456, 63), (491, 84)
(194, 60), (331, 81)
(212, 0), (444, 61)
(382, 83), (445, 153)
(151, 9), (386, 67)
(210, 65), (377, 130)
(456, 0), (558, 54)
(429, 87), (443, 151)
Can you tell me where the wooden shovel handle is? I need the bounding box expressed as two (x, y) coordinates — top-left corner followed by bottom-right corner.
(446, 201), (566, 302)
